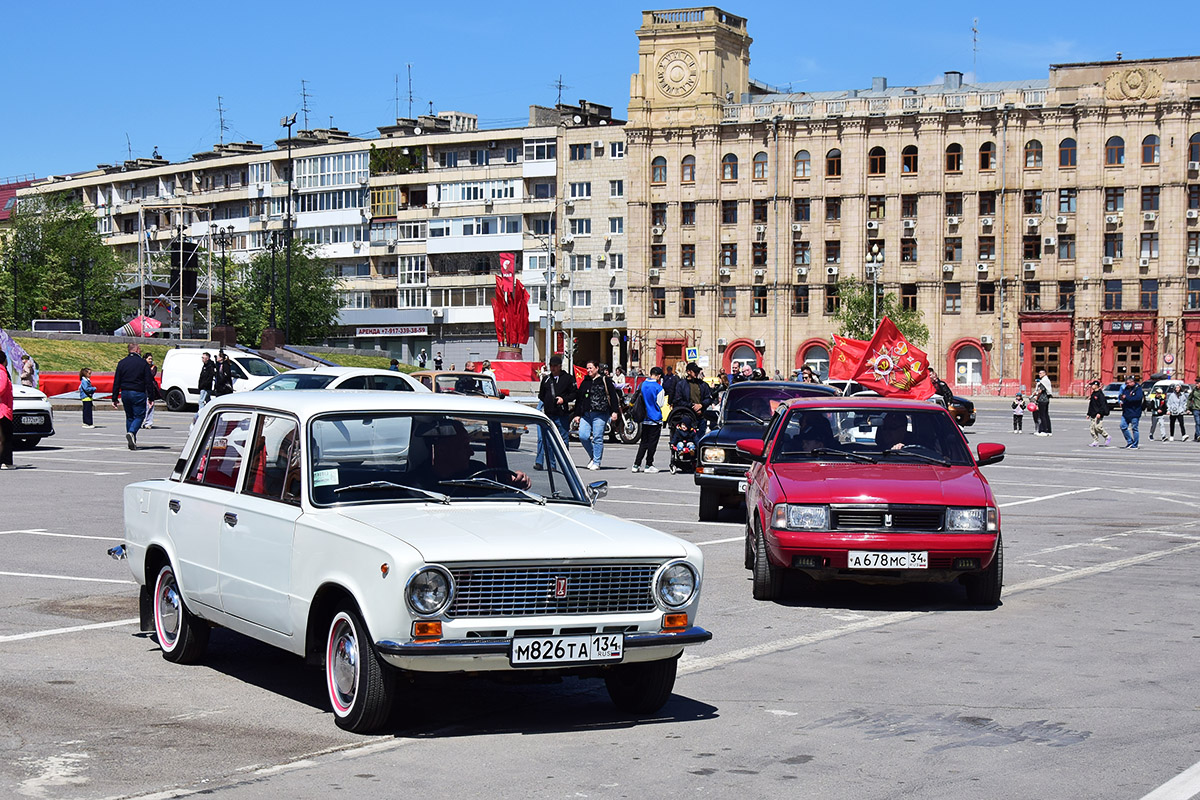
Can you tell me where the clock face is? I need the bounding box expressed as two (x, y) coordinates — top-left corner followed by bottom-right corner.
(657, 49), (698, 98)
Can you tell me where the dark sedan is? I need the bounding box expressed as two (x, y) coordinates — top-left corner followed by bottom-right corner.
(694, 380), (836, 520)
(947, 394), (976, 427)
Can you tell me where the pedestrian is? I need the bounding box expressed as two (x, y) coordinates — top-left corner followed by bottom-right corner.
(752, 367), (768, 381)
(388, 358), (400, 372)
(1117, 376), (1144, 449)
(534, 354), (577, 471)
(480, 360), (495, 378)
(661, 366), (678, 399)
(197, 351), (215, 407)
(111, 342), (157, 450)
(1011, 392), (1026, 433)
(0, 351), (14, 469)
(929, 368), (954, 404)
(631, 366), (666, 473)
(573, 359), (622, 471)
(712, 371), (731, 405)
(19, 354), (35, 388)
(1166, 384), (1188, 442)
(612, 365), (627, 392)
(143, 352), (159, 429)
(1147, 387), (1167, 441)
(434, 351), (443, 370)
(1187, 383), (1200, 442)
(1032, 369), (1054, 435)
(417, 349), (428, 369)
(79, 367), (96, 428)
(1086, 379), (1111, 447)
(672, 362), (714, 438)
(213, 351), (235, 397)
(773, 369), (783, 380)
(801, 365), (821, 384)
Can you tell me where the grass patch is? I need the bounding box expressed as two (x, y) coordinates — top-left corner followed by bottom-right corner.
(310, 351), (417, 372)
(14, 338), (177, 372)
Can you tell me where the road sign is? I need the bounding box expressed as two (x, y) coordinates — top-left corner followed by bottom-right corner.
(539, 300), (565, 312)
(685, 347), (699, 361)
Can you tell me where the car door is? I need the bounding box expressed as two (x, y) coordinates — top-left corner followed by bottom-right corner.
(168, 409), (254, 613)
(217, 413), (302, 635)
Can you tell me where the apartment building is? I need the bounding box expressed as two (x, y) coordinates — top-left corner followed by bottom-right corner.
(626, 7), (1200, 391)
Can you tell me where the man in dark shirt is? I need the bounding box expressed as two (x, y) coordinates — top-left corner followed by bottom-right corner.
(672, 362), (714, 437)
(1117, 375), (1145, 449)
(213, 352), (235, 396)
(197, 352), (216, 406)
(534, 354), (578, 470)
(111, 342), (157, 450)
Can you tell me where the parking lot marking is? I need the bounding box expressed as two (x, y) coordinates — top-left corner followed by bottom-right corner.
(602, 498), (699, 507)
(1138, 757), (1200, 800)
(998, 487), (1101, 508)
(0, 530), (123, 542)
(13, 467), (131, 476)
(608, 484), (700, 496)
(0, 571), (135, 586)
(627, 517), (741, 528)
(696, 536), (743, 546)
(0, 617), (140, 644)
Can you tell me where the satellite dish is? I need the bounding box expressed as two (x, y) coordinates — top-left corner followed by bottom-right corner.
(573, 115), (582, 123)
(599, 119), (608, 125)
(413, 126), (422, 135)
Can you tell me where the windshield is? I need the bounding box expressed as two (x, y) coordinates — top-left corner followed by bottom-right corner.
(771, 407), (973, 466)
(235, 356), (279, 377)
(309, 412), (584, 506)
(256, 374), (337, 391)
(721, 384), (828, 425)
(435, 374), (499, 397)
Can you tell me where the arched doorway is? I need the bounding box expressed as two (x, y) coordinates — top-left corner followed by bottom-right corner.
(950, 342), (986, 386)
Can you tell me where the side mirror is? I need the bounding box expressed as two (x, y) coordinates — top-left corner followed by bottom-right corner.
(500, 388), (510, 398)
(976, 442), (1005, 467)
(735, 438), (766, 461)
(587, 480), (609, 505)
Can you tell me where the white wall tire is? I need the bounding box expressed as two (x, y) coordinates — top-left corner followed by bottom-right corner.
(152, 563), (208, 664)
(325, 605), (395, 733)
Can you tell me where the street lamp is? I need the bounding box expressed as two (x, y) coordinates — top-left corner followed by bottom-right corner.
(280, 113), (297, 344)
(210, 224), (234, 327)
(866, 243), (884, 331)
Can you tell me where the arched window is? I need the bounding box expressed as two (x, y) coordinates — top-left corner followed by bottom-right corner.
(802, 344), (829, 380)
(868, 146), (886, 175)
(729, 344), (759, 370)
(721, 153), (738, 181)
(794, 150), (811, 178)
(945, 143), (963, 173)
(681, 155), (695, 183)
(979, 141), (996, 171)
(953, 344), (985, 386)
(651, 156), (667, 183)
(826, 149), (842, 177)
(1190, 133), (1200, 163)
(1024, 140), (1043, 168)
(1106, 136), (1125, 166)
(753, 151), (769, 180)
(1142, 134), (1161, 165)
(1059, 138), (1077, 168)
(902, 145), (918, 174)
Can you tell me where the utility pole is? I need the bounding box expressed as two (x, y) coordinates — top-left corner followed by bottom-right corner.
(281, 113), (297, 343)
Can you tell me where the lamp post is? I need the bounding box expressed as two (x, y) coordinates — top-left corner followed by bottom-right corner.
(210, 224), (234, 327)
(866, 243), (883, 331)
(280, 113), (297, 344)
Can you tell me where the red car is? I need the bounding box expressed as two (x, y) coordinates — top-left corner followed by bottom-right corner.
(737, 398), (1005, 606)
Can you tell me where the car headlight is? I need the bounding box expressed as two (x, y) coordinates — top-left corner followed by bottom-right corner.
(655, 561), (698, 608)
(405, 566), (454, 617)
(701, 446), (726, 464)
(772, 504), (830, 530)
(945, 507), (997, 532)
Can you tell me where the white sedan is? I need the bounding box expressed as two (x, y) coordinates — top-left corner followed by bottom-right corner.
(120, 391), (710, 733)
(253, 366), (429, 393)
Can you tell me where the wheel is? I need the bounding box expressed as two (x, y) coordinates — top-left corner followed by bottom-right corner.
(165, 388), (188, 413)
(618, 417), (641, 445)
(326, 603), (395, 733)
(963, 535), (1003, 607)
(152, 563), (209, 664)
(504, 436), (522, 451)
(752, 523), (783, 601)
(669, 464), (677, 474)
(698, 487), (720, 522)
(14, 437), (39, 449)
(604, 656), (678, 714)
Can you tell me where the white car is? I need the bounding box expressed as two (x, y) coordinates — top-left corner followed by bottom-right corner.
(12, 383), (55, 447)
(120, 391), (710, 733)
(160, 347), (280, 411)
(253, 366), (429, 393)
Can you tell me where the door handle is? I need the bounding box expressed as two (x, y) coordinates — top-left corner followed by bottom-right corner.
(223, 512), (238, 527)
(168, 500), (180, 513)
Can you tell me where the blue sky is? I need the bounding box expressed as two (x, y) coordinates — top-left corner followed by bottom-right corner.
(3, 1), (1196, 180)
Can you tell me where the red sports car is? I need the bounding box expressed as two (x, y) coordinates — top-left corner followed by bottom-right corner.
(737, 398), (1005, 606)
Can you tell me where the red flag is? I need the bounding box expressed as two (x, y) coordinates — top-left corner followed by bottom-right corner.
(498, 252), (516, 277)
(828, 335), (869, 380)
(849, 317), (935, 399)
(573, 365), (587, 385)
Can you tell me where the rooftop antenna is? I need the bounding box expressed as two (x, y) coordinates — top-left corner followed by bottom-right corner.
(329, 115), (334, 129)
(125, 133), (132, 161)
(217, 96), (228, 145)
(972, 18), (979, 81)
(407, 64), (414, 119)
(394, 73), (400, 120)
(1116, 51), (1123, 61)
(300, 79), (312, 129)
(428, 100), (433, 115)
(552, 74), (570, 106)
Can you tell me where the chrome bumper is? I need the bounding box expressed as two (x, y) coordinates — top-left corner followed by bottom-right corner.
(376, 626), (712, 658)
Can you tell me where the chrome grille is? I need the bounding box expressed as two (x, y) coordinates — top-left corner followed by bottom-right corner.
(831, 506), (944, 532)
(447, 564), (658, 618)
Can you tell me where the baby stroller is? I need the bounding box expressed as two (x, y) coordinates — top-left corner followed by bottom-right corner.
(668, 407), (699, 474)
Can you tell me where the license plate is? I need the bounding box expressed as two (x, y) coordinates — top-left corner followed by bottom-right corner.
(847, 551), (928, 569)
(737, 481), (748, 493)
(510, 633), (624, 666)
(19, 416), (41, 426)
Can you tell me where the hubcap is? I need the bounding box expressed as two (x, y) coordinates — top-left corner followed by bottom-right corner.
(330, 619), (359, 707)
(158, 580), (180, 644)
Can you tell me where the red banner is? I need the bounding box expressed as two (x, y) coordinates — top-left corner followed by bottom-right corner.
(573, 365), (587, 385)
(828, 335), (869, 380)
(849, 317), (935, 399)
(492, 269), (530, 347)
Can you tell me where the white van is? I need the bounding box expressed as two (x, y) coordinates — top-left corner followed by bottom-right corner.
(160, 348), (280, 411)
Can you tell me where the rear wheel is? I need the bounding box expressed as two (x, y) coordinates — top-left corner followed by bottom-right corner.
(698, 487), (720, 522)
(752, 524), (783, 601)
(153, 563), (209, 664)
(326, 603), (395, 733)
(604, 656), (678, 714)
(14, 437), (40, 449)
(618, 417), (641, 445)
(963, 535), (1003, 607)
(165, 388), (187, 413)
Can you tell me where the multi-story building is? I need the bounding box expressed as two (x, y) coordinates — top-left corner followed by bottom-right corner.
(626, 7), (1200, 391)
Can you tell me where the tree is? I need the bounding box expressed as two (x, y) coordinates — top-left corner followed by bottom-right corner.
(832, 277), (929, 346)
(227, 239), (340, 346)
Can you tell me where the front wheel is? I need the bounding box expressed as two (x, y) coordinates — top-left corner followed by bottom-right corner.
(165, 388), (188, 413)
(962, 535), (1003, 607)
(14, 437), (40, 449)
(618, 417), (641, 445)
(698, 487), (720, 522)
(604, 656), (678, 714)
(752, 524), (783, 601)
(153, 563), (209, 664)
(326, 604), (395, 733)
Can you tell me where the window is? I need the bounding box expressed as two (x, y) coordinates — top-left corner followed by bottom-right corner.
(1059, 188), (1077, 214)
(1141, 232), (1159, 258)
(826, 149), (842, 177)
(681, 287), (695, 316)
(569, 143), (591, 161)
(752, 286), (768, 315)
(1188, 278), (1200, 310)
(825, 240), (841, 264)
(1190, 186), (1200, 210)
(824, 284), (840, 314)
(1058, 235), (1076, 260)
(979, 236), (995, 260)
(868, 147), (886, 175)
(901, 283), (917, 311)
(609, 253), (625, 270)
(979, 142), (996, 171)
(651, 156), (667, 183)
(651, 245), (666, 268)
(505, 146), (520, 164)
(569, 218), (591, 235)
(868, 195), (886, 220)
(1105, 233), (1124, 259)
(1023, 281), (1041, 311)
(792, 285), (810, 315)
(1191, 134), (1200, 163)
(569, 181), (591, 198)
(243, 415), (301, 504)
(1142, 134), (1161, 165)
(1025, 140), (1043, 168)
(651, 203), (667, 226)
(825, 198), (841, 221)
(1055, 280), (1075, 312)
(721, 243), (738, 266)
(524, 138), (555, 161)
(978, 281), (995, 313)
(187, 411), (253, 490)
(720, 287), (736, 316)
(901, 238), (917, 262)
(532, 181), (556, 200)
(1059, 138), (1077, 168)
(1104, 279), (1123, 310)
(753, 199), (768, 223)
(721, 200), (738, 225)
(1141, 186), (1160, 211)
(609, 217), (624, 234)
(681, 244), (695, 268)
(469, 149), (490, 166)
(681, 202), (696, 226)
(753, 242), (768, 266)
(610, 180), (624, 197)
(681, 155), (695, 183)
(793, 240), (811, 265)
(902, 145), (918, 174)
(753, 151), (769, 179)
(901, 195), (919, 218)
(794, 150), (811, 178)
(722, 153), (739, 180)
(1023, 190), (1042, 215)
(944, 237), (963, 262)
(1106, 136), (1125, 166)
(649, 288), (664, 316)
(945, 193), (963, 217)
(610, 141), (625, 159)
(609, 289), (624, 307)
(944, 282), (962, 313)
(1190, 231), (1200, 257)
(569, 254), (592, 271)
(794, 198), (810, 222)
(1023, 235), (1042, 260)
(1105, 187), (1125, 213)
(945, 143), (963, 173)
(979, 191), (997, 215)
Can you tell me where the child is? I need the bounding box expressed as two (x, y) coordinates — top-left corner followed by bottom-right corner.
(1011, 392), (1026, 433)
(79, 368), (96, 428)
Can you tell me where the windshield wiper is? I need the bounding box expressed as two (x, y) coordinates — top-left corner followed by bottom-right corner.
(779, 448), (877, 464)
(334, 480), (450, 504)
(438, 477), (546, 505)
(732, 408), (767, 424)
(880, 449), (952, 467)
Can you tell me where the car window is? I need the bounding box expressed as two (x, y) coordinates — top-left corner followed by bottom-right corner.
(338, 376), (371, 390)
(771, 408), (973, 465)
(235, 357), (278, 377)
(243, 414), (301, 504)
(186, 411), (253, 490)
(257, 374), (337, 391)
(228, 362), (248, 380)
(435, 375), (497, 396)
(721, 385), (827, 425)
(420, 376), (433, 389)
(371, 375), (414, 392)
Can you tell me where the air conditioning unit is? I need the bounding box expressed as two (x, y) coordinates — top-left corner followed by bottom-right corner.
(1105, 215), (1120, 224)
(1188, 210), (1200, 220)
(1076, 325), (1091, 341)
(1102, 256), (1114, 265)
(1188, 257), (1200, 267)
(795, 266), (809, 277)
(718, 267), (732, 277)
(753, 268), (766, 278)
(1026, 217), (1039, 228)
(1139, 257), (1151, 267)
(603, 305), (614, 314)
(947, 216), (960, 226)
(826, 265), (839, 276)
(791, 223), (803, 232)
(484, 197), (493, 206)
(980, 217), (994, 227)
(902, 218), (916, 228)
(1190, 161), (1200, 172)
(432, 308), (444, 318)
(559, 272), (571, 283)
(865, 220), (879, 230)
(980, 335), (994, 345)
(560, 234), (574, 245)
(717, 338), (728, 347)
(1144, 211), (1157, 222)
(942, 263), (955, 273)
(596, 253), (607, 263)
(1023, 262), (1037, 272)
(976, 263), (989, 272)
(648, 268), (660, 278)
(1056, 216), (1068, 225)
(1043, 236), (1056, 246)
(593, 140), (604, 149)
(651, 225), (665, 236)
(754, 338), (766, 348)
(613, 305), (625, 315)
(429, 200), (439, 209)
